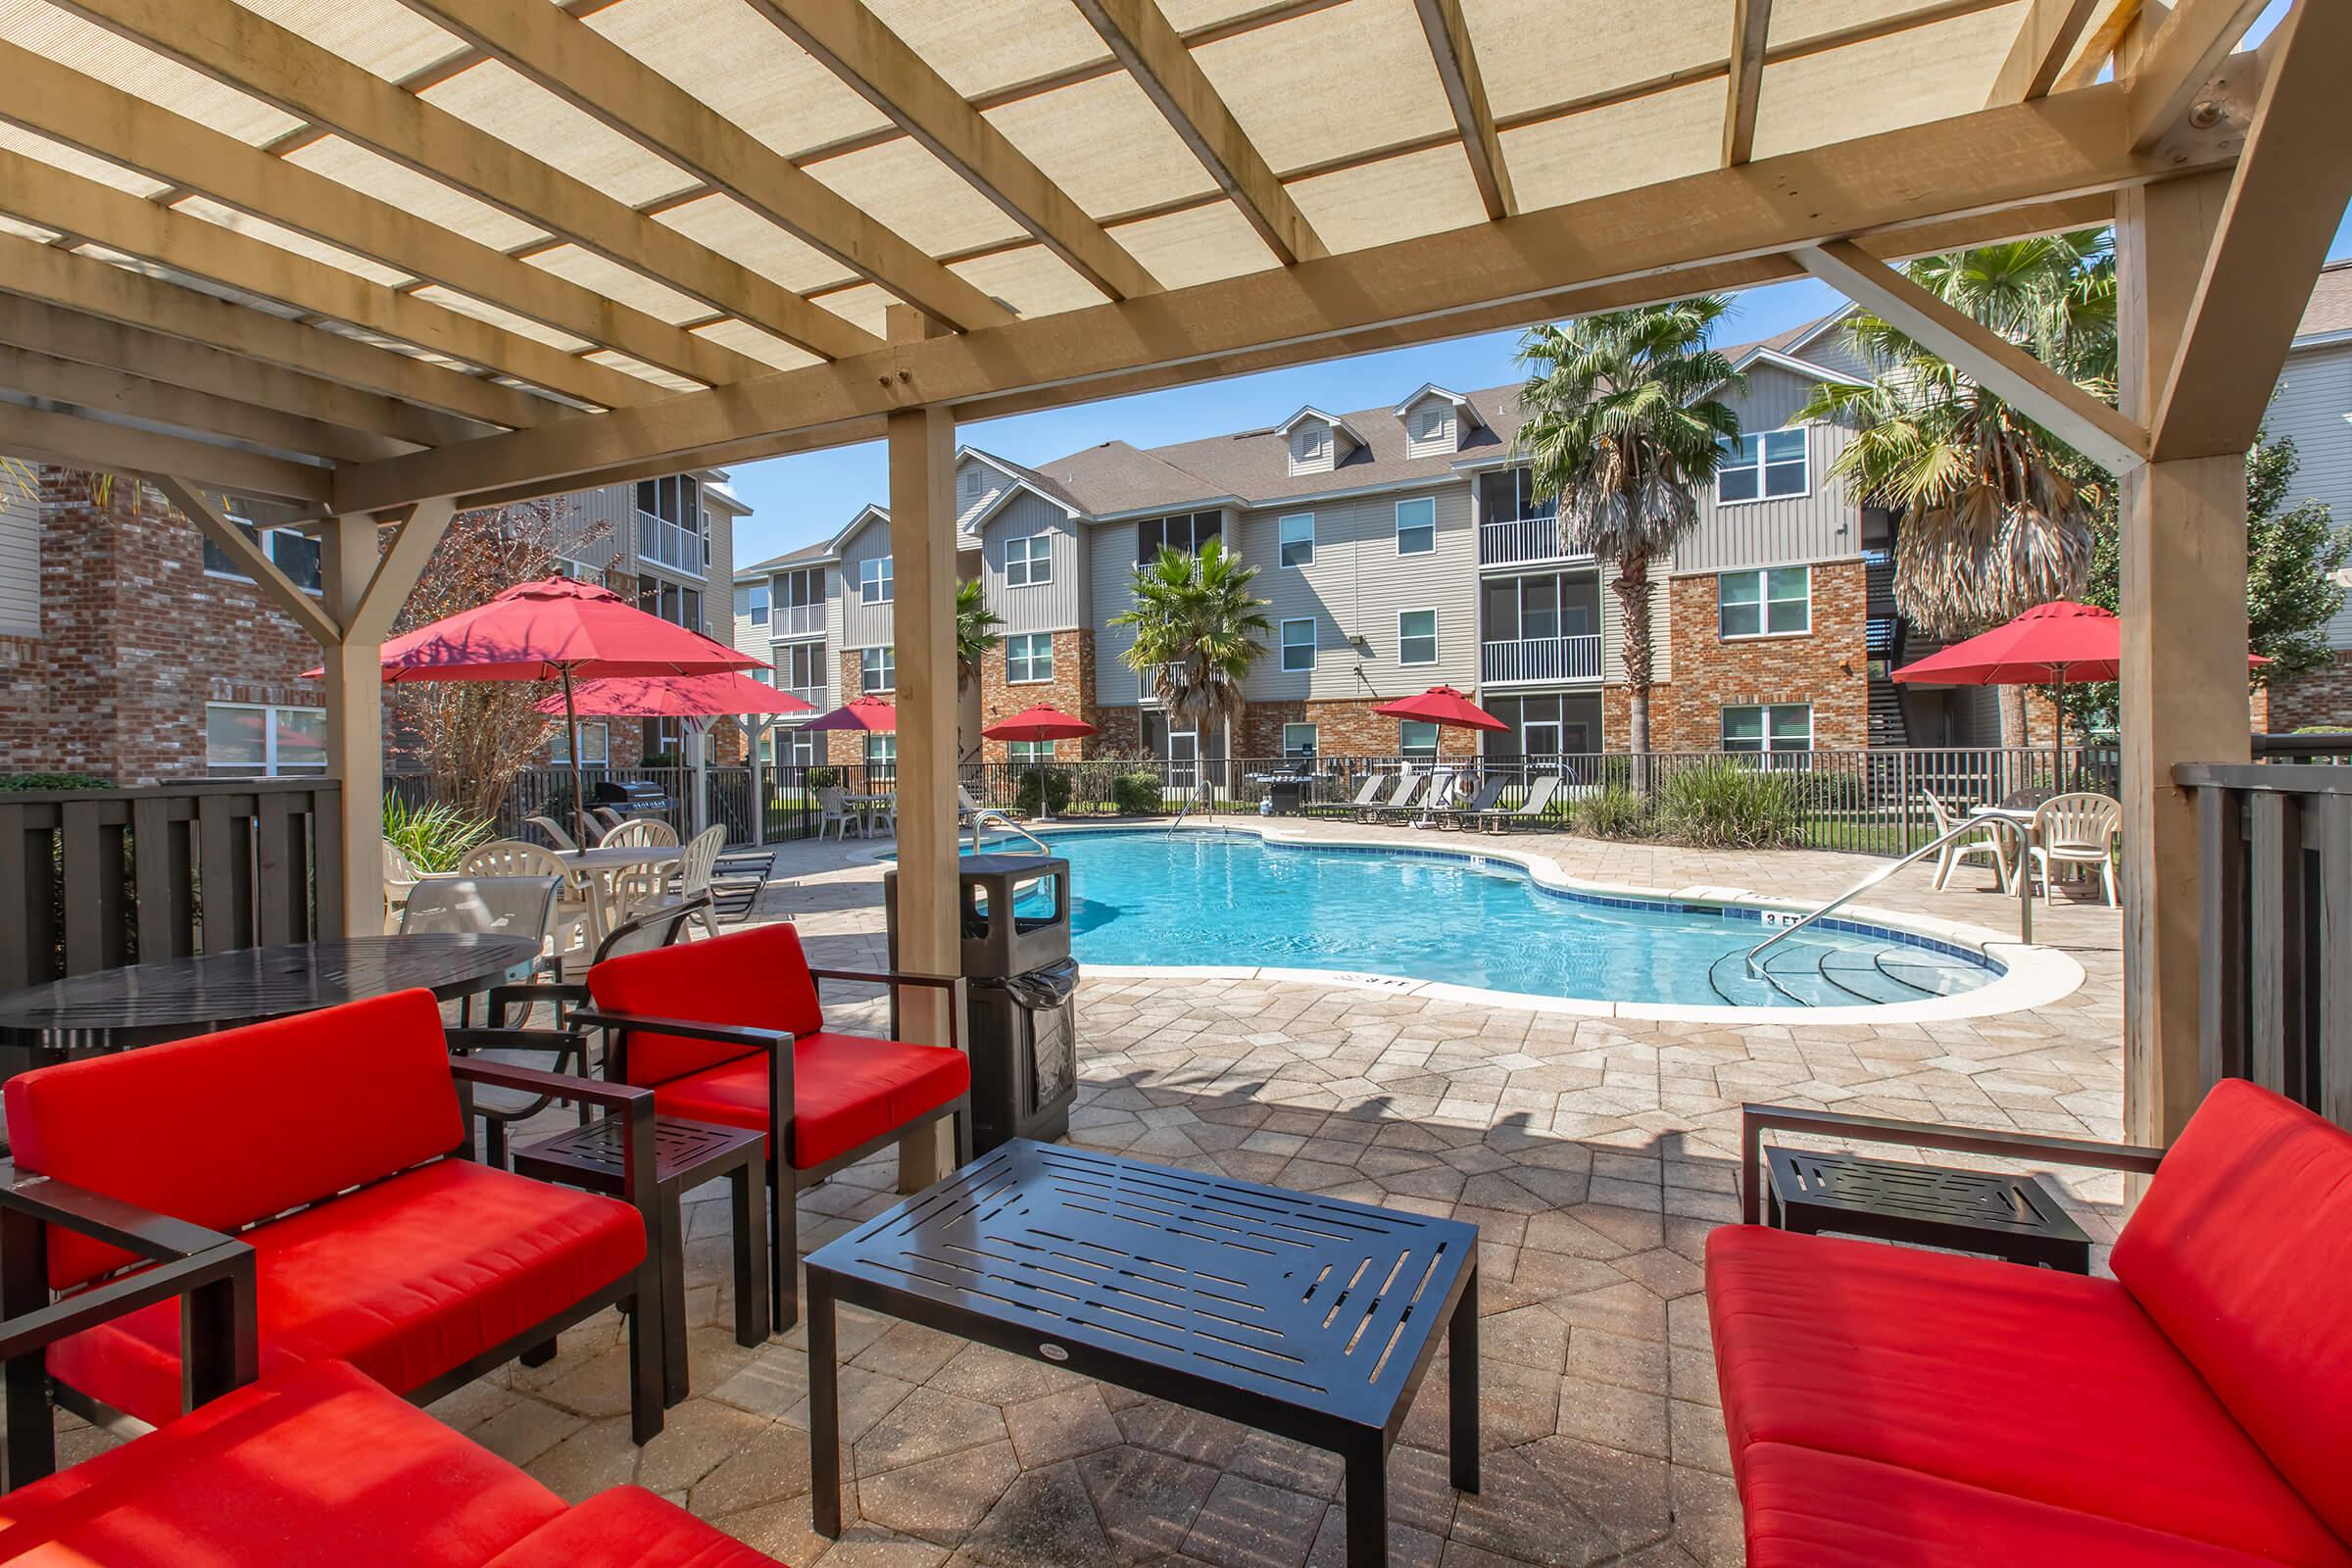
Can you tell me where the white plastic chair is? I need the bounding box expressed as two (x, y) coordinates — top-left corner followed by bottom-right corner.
(816, 784), (858, 841)
(526, 813), (581, 853)
(675, 825), (726, 939)
(381, 839), (421, 922)
(598, 816), (678, 849)
(1924, 790), (2011, 892)
(453, 840), (591, 956)
(2027, 792), (2122, 906)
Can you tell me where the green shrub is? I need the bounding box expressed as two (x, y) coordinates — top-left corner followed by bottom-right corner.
(803, 765), (839, 790)
(1111, 770), (1164, 814)
(1656, 760), (1802, 849)
(1575, 783), (1651, 839)
(1798, 767), (1867, 813)
(0, 772), (110, 791)
(1015, 764), (1075, 816)
(383, 794), (494, 872)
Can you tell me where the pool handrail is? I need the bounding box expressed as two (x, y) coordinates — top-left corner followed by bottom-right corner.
(1743, 813), (2033, 977)
(967, 808), (1052, 857)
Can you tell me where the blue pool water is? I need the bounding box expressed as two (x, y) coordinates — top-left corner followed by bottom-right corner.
(976, 829), (1998, 1009)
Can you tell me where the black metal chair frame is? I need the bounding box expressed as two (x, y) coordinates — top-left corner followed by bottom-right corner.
(0, 1028), (668, 1491)
(573, 966), (973, 1333)
(1738, 1102), (2169, 1226)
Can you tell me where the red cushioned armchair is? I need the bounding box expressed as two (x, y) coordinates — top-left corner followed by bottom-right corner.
(1707, 1080), (2352, 1568)
(574, 920), (972, 1331)
(0, 988), (668, 1490)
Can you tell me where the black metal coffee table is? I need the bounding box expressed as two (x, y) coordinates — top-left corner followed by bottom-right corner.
(1764, 1146), (2092, 1271)
(805, 1140), (1480, 1566)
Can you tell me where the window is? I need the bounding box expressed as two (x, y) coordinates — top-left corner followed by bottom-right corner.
(1136, 511), (1221, 564)
(958, 466), (982, 505)
(1718, 566), (1811, 637)
(1008, 740), (1055, 765)
(1280, 616), (1316, 672)
(1278, 514), (1314, 568)
(860, 646), (896, 693)
(774, 566), (824, 635)
(1415, 404), (1446, 441)
(1288, 422), (1330, 472)
(858, 556), (893, 605)
(555, 556), (602, 583)
(776, 641), (825, 698)
(1477, 466), (1556, 524)
(1006, 632), (1054, 684)
(747, 582), (770, 627)
(1396, 496), (1436, 556)
(1716, 429), (1808, 504)
(1004, 534), (1054, 588)
(865, 733), (897, 768)
(634, 474), (705, 576)
(1398, 609), (1438, 665)
(1281, 722), (1318, 759)
(1722, 704), (1813, 754)
(204, 703), (325, 775)
(549, 721), (610, 766)
(637, 576), (703, 634)
(1399, 720), (1441, 760)
(202, 520), (323, 595)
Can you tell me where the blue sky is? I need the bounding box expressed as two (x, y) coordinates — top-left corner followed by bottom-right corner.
(729, 2), (2328, 567)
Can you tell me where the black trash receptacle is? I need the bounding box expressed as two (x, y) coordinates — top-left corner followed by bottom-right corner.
(885, 855), (1078, 1156)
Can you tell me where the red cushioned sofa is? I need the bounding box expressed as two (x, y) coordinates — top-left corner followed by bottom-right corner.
(0, 1358), (781, 1566)
(576, 920), (971, 1330)
(1707, 1079), (2352, 1568)
(0, 988), (667, 1486)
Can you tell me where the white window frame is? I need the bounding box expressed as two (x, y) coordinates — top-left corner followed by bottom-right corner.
(1280, 616), (1316, 672)
(1281, 722), (1318, 759)
(202, 519), (324, 597)
(1718, 565), (1811, 638)
(204, 701), (328, 775)
(1007, 739), (1056, 765)
(1395, 495), (1437, 556)
(1006, 631), (1054, 685)
(1721, 703), (1813, 754)
(1715, 429), (1809, 505)
(860, 646), (896, 693)
(1004, 534), (1054, 589)
(747, 581), (770, 627)
(1397, 608), (1439, 665)
(549, 720), (611, 767)
(866, 733), (898, 768)
(858, 556), (894, 605)
(1278, 513), (1314, 569)
(1399, 720), (1441, 760)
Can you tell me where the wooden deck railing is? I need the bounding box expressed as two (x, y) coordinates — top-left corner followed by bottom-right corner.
(0, 778), (345, 995)
(2175, 762), (2351, 1129)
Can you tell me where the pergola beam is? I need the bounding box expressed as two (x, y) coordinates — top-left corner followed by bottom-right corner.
(2125, 0), (2269, 149)
(1795, 239), (2150, 474)
(0, 235), (553, 431)
(347, 499), (455, 645)
(742, 0), (1159, 303)
(0, 152), (652, 411)
(0, 42), (763, 391)
(1411, 0), (1514, 220)
(2149, 0), (2352, 460)
(147, 474), (342, 644)
(385, 0), (1010, 334)
(1068, 0), (1328, 265)
(329, 84), (2229, 514)
(0, 405), (330, 507)
(54, 0), (884, 363)
(1723, 0), (1774, 165)
(1987, 0), (2105, 103)
(0, 344), (410, 464)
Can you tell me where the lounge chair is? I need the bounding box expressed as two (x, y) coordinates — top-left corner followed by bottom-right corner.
(1366, 775), (1435, 822)
(1432, 775), (1509, 830)
(1476, 774), (1559, 832)
(1353, 767), (1420, 822)
(1326, 772), (1389, 817)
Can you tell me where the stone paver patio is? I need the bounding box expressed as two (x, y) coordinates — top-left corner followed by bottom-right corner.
(67, 820), (2128, 1567)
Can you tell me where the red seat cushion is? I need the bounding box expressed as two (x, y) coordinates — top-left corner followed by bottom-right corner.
(648, 1031), (969, 1170)
(1740, 1443), (2325, 1568)
(589, 922), (826, 1086)
(0, 1359), (565, 1567)
(4, 989), (464, 1289)
(482, 1485), (785, 1568)
(2113, 1078), (2352, 1544)
(49, 1159), (646, 1427)
(1706, 1224), (2352, 1567)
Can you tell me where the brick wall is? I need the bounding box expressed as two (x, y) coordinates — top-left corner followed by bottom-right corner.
(2265, 650), (2352, 731)
(1653, 560), (1868, 752)
(977, 629), (1094, 760)
(1092, 706), (1141, 757)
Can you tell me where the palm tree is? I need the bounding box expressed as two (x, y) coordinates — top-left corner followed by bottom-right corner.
(1516, 299), (1744, 755)
(1110, 538), (1270, 757)
(955, 576), (1004, 691)
(1795, 232), (2114, 641)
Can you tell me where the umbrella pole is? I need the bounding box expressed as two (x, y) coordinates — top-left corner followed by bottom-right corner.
(562, 666), (591, 848)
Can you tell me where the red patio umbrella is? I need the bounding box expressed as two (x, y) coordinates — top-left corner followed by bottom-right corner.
(983, 705), (1097, 823)
(1372, 685), (1508, 732)
(800, 695), (898, 733)
(535, 671), (816, 720)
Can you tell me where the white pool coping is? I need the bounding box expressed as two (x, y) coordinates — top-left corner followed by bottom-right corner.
(854, 819), (2085, 1024)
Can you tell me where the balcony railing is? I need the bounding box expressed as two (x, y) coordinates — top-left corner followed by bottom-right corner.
(1479, 515), (1588, 568)
(770, 603), (825, 639)
(783, 684), (829, 712)
(635, 510), (705, 578)
(1482, 634), (1602, 684)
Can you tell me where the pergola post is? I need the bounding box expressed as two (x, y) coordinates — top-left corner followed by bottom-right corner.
(321, 515), (389, 936)
(886, 304), (961, 1192)
(2116, 172), (2244, 1149)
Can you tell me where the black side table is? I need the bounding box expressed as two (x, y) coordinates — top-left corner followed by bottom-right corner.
(514, 1116), (770, 1403)
(1764, 1147), (2091, 1272)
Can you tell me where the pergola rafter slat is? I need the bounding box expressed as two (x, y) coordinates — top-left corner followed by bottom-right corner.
(1410, 0), (1513, 220)
(1723, 0), (1773, 167)
(2124, 0), (2272, 149)
(1987, 0), (2107, 104)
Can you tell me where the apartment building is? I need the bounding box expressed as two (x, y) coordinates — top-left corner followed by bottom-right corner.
(2263, 260), (2352, 731)
(0, 465), (747, 785)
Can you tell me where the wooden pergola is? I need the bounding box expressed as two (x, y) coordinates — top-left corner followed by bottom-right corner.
(3, 0), (2346, 1171)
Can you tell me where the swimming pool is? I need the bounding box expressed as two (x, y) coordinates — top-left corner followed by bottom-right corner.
(959, 827), (2006, 1011)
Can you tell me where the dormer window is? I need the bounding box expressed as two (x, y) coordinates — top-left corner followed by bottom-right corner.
(1288, 421), (1331, 474)
(957, 467), (982, 505)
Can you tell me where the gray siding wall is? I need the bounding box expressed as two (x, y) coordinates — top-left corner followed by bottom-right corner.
(557, 482), (630, 573)
(981, 491), (1087, 633)
(1238, 482), (1479, 702)
(956, 459), (1009, 533)
(1788, 323), (1876, 384)
(1674, 364), (1865, 574)
(701, 500), (734, 640)
(1092, 521), (1143, 706)
(0, 481), (36, 637)
(836, 513), (894, 650)
(2271, 339), (2352, 646)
